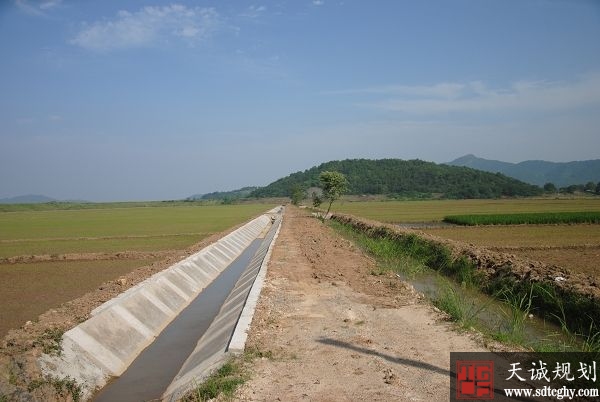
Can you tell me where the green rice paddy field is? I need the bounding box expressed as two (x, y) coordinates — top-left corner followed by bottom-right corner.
(0, 203), (274, 337)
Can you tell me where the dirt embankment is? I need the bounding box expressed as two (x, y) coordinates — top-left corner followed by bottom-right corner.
(236, 207), (490, 401)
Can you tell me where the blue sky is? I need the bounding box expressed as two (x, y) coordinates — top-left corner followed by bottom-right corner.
(1, 0), (599, 201)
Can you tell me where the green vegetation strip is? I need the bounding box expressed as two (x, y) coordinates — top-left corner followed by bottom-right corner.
(330, 214), (600, 343)
(444, 211), (600, 226)
(183, 359), (246, 402)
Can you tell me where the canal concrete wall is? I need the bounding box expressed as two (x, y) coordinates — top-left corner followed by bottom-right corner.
(162, 212), (282, 401)
(39, 208), (280, 399)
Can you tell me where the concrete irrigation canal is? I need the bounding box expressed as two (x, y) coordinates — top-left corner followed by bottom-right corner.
(38, 207), (283, 401)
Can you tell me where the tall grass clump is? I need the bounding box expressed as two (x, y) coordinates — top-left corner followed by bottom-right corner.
(444, 211), (600, 226)
(433, 278), (491, 329)
(492, 285), (535, 344)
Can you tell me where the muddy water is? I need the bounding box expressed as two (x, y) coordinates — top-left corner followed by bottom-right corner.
(93, 239), (262, 402)
(398, 270), (572, 347)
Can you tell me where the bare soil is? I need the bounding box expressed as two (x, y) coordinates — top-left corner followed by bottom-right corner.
(422, 225), (600, 280)
(492, 246), (600, 279)
(0, 220), (255, 401)
(235, 207), (490, 401)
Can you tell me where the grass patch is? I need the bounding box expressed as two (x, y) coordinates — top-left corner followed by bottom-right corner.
(34, 328), (64, 355)
(27, 376), (82, 401)
(331, 219), (483, 286)
(184, 360), (246, 402)
(444, 211), (600, 225)
(330, 220), (427, 278)
(243, 347), (274, 361)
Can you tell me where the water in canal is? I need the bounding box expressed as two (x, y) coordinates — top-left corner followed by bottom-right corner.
(93, 239), (262, 402)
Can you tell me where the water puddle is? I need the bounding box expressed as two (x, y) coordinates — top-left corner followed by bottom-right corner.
(398, 270), (574, 348)
(93, 239), (262, 402)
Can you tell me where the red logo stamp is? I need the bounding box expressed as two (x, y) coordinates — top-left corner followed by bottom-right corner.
(456, 360), (494, 400)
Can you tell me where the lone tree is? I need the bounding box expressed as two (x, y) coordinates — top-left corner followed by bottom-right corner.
(319, 170), (348, 217)
(311, 191), (323, 208)
(290, 184), (304, 205)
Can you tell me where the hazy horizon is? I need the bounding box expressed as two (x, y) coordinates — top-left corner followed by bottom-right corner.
(2, 1), (600, 201)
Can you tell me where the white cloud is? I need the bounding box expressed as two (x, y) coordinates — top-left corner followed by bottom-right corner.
(312, 0), (325, 6)
(39, 0), (62, 10)
(339, 73), (600, 115)
(15, 0), (62, 16)
(325, 82), (466, 99)
(70, 4), (221, 51)
(239, 5), (267, 19)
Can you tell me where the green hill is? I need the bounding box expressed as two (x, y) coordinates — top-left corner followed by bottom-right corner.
(251, 159), (542, 199)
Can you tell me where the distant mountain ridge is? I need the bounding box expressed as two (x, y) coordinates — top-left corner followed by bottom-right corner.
(187, 186), (259, 201)
(0, 194), (56, 204)
(251, 158), (542, 199)
(447, 154), (600, 187)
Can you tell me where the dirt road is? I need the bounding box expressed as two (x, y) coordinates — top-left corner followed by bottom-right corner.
(236, 207), (487, 401)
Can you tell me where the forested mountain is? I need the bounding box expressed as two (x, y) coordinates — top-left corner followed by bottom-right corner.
(250, 159), (542, 199)
(447, 154), (600, 187)
(187, 186), (259, 201)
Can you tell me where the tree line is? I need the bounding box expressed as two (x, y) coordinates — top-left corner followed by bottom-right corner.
(543, 182), (600, 195)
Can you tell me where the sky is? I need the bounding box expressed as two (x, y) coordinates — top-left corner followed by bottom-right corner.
(1, 0), (600, 201)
